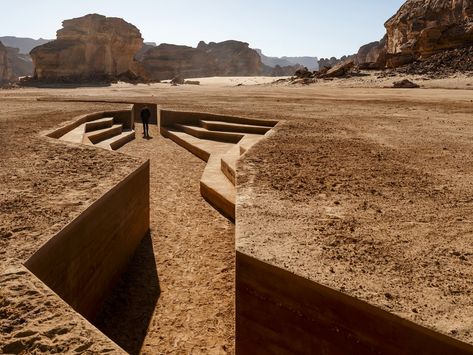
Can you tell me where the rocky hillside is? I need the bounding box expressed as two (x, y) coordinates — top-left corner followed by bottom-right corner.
(0, 37), (51, 54)
(356, 0), (473, 69)
(140, 40), (291, 80)
(30, 14), (144, 82)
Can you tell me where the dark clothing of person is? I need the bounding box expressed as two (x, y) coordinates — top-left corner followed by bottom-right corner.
(141, 108), (151, 137)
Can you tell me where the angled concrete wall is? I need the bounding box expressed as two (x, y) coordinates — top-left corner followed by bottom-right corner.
(47, 109), (132, 139)
(159, 109), (279, 128)
(25, 160), (150, 320)
(236, 252), (473, 354)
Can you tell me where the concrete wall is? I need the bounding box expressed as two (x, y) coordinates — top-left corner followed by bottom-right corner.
(159, 109), (279, 128)
(236, 251), (473, 355)
(133, 103), (158, 125)
(47, 109), (132, 139)
(25, 160), (150, 320)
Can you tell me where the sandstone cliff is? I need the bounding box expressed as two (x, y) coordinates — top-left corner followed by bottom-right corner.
(356, 0), (473, 69)
(385, 0), (473, 67)
(30, 14), (144, 82)
(355, 36), (387, 69)
(140, 40), (265, 80)
(6, 47), (34, 79)
(0, 41), (14, 83)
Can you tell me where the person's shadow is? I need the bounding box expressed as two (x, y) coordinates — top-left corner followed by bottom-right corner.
(93, 232), (160, 354)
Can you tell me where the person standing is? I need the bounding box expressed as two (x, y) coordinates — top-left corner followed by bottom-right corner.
(140, 106), (151, 138)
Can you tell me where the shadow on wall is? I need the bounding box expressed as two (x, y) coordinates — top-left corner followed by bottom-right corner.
(93, 232), (161, 355)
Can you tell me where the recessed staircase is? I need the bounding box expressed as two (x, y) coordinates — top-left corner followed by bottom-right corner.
(160, 113), (278, 221)
(59, 116), (135, 151)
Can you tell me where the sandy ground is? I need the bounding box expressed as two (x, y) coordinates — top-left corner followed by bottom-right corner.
(158, 76), (288, 86)
(0, 74), (472, 352)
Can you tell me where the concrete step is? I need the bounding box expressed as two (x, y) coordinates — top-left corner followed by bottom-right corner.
(59, 123), (86, 144)
(220, 144), (240, 185)
(239, 135), (265, 155)
(200, 120), (271, 134)
(85, 117), (114, 132)
(85, 124), (123, 145)
(202, 115), (278, 127)
(200, 155), (236, 221)
(174, 123), (244, 144)
(161, 126), (233, 162)
(96, 130), (135, 150)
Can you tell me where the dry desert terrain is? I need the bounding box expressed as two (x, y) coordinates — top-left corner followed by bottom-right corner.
(1, 75), (472, 353)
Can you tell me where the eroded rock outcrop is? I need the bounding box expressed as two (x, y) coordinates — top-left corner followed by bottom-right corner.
(7, 47), (34, 79)
(356, 0), (473, 69)
(140, 40), (265, 81)
(30, 14), (144, 82)
(385, 0), (473, 67)
(355, 36), (387, 69)
(0, 42), (14, 83)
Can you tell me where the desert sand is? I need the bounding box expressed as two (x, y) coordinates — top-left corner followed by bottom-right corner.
(0, 75), (472, 353)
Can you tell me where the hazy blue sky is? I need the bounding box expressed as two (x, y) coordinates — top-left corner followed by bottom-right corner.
(0, 0), (405, 58)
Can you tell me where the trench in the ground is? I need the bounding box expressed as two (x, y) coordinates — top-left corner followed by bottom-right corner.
(92, 122), (235, 354)
(25, 108), (276, 354)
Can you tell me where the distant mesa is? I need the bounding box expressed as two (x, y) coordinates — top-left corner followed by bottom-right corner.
(30, 14), (145, 83)
(0, 36), (51, 54)
(356, 0), (473, 69)
(139, 40), (297, 81)
(255, 49), (319, 71)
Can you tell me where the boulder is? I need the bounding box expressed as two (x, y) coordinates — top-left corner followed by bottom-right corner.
(293, 66), (312, 78)
(384, 0), (473, 67)
(324, 60), (354, 77)
(171, 76), (185, 85)
(30, 14), (144, 82)
(392, 79), (420, 88)
(184, 80), (200, 85)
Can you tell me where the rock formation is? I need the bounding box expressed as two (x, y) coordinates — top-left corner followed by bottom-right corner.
(318, 55), (354, 70)
(140, 40), (266, 81)
(385, 0), (473, 67)
(6, 47), (34, 79)
(0, 41), (14, 83)
(356, 0), (473, 69)
(355, 36), (387, 69)
(199, 40), (263, 76)
(30, 14), (144, 82)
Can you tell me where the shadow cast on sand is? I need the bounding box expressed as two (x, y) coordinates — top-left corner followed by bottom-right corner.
(93, 232), (160, 355)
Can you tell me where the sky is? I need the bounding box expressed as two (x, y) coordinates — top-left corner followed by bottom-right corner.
(0, 0), (405, 58)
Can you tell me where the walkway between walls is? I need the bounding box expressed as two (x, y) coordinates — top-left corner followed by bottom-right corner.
(94, 123), (235, 354)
